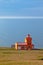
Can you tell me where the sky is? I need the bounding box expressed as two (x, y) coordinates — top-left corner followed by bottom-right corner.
(0, 0), (43, 48)
(0, 0), (43, 16)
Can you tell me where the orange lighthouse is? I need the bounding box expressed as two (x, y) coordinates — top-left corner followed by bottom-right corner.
(25, 34), (34, 50)
(14, 34), (34, 50)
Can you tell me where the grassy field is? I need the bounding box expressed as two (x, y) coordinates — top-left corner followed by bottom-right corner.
(0, 47), (43, 65)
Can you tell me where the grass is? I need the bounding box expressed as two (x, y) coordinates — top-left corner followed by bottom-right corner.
(0, 47), (43, 65)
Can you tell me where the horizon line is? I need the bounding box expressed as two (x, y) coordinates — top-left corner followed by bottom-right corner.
(0, 16), (43, 19)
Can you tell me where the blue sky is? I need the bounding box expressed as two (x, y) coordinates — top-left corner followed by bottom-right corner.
(0, 0), (43, 48)
(0, 0), (43, 16)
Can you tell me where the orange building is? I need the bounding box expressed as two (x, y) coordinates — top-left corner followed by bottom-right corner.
(15, 34), (34, 50)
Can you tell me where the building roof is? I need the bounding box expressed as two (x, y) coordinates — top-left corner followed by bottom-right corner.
(17, 42), (27, 45)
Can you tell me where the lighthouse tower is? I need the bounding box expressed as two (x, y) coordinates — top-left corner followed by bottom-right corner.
(25, 34), (34, 49)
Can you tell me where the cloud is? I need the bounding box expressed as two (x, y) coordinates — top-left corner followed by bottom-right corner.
(0, 16), (43, 19)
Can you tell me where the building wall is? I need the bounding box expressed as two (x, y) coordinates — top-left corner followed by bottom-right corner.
(17, 45), (27, 50)
(15, 43), (18, 50)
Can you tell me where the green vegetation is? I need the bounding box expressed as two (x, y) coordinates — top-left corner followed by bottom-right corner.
(0, 47), (43, 65)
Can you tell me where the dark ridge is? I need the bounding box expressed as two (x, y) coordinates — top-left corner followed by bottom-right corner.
(41, 58), (43, 60)
(32, 48), (43, 50)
